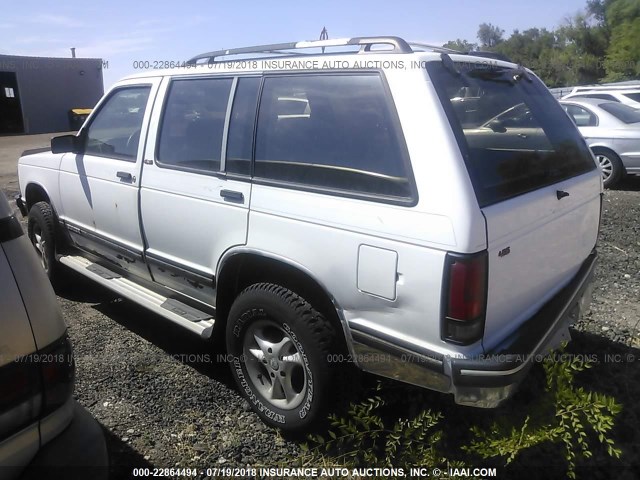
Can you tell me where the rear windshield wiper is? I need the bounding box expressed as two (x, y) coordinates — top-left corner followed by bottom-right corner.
(467, 66), (532, 84)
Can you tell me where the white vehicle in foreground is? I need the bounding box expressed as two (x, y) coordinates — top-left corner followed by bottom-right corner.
(16, 36), (601, 432)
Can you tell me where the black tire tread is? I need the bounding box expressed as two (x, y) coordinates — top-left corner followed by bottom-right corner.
(593, 147), (624, 188)
(239, 282), (336, 354)
(228, 282), (338, 431)
(27, 201), (59, 281)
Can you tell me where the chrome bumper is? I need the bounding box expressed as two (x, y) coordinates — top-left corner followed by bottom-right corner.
(350, 249), (598, 408)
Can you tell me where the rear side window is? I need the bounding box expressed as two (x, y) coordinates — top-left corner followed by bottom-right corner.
(254, 74), (414, 201)
(623, 92), (640, 102)
(157, 78), (233, 172)
(598, 102), (640, 124)
(563, 104), (598, 127)
(428, 62), (596, 207)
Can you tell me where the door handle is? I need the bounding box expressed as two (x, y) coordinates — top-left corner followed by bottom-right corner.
(556, 190), (570, 200)
(116, 171), (133, 182)
(220, 189), (244, 202)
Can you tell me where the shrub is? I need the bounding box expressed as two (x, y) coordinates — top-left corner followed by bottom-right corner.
(302, 348), (622, 479)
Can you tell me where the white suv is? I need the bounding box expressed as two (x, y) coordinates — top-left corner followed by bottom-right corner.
(16, 37), (601, 432)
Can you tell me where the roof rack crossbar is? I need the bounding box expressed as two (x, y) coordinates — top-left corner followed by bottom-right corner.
(187, 36), (413, 65)
(408, 42), (461, 54)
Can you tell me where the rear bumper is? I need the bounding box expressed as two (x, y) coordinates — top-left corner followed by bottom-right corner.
(19, 401), (108, 480)
(351, 249), (598, 408)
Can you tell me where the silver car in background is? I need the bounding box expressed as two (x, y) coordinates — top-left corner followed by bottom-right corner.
(560, 97), (640, 188)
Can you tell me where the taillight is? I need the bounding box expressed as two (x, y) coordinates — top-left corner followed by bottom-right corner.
(40, 335), (75, 416)
(0, 357), (42, 441)
(0, 334), (74, 442)
(442, 251), (488, 345)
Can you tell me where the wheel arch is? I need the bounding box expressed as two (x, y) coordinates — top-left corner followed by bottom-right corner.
(215, 249), (353, 355)
(24, 183), (68, 251)
(590, 145), (621, 158)
(24, 183), (52, 211)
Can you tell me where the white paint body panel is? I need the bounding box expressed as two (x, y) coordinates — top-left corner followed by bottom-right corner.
(140, 77), (251, 281)
(481, 171), (601, 351)
(58, 78), (162, 255)
(357, 245), (398, 301)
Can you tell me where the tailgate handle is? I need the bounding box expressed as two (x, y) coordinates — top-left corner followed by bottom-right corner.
(556, 190), (570, 200)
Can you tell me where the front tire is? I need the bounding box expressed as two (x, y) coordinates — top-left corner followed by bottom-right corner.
(27, 201), (60, 283)
(593, 147), (624, 188)
(226, 283), (335, 432)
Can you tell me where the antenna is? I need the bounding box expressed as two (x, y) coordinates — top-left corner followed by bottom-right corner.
(320, 26), (328, 53)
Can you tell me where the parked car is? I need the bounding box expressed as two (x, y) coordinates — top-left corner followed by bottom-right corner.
(0, 191), (106, 479)
(562, 85), (640, 109)
(560, 97), (640, 188)
(16, 36), (601, 432)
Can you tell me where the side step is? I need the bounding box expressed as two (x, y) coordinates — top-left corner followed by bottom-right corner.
(59, 255), (215, 339)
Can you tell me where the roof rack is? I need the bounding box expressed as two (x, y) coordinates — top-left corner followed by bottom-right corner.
(408, 43), (461, 54)
(187, 36), (419, 65)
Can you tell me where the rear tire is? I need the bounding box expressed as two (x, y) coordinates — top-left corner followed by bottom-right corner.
(593, 147), (624, 188)
(226, 283), (335, 432)
(27, 201), (61, 284)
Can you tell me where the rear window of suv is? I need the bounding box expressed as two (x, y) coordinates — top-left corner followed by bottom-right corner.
(427, 61), (596, 207)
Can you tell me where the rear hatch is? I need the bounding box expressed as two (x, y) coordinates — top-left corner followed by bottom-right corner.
(428, 58), (601, 349)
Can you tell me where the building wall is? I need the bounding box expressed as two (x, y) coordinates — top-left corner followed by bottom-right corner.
(0, 55), (104, 134)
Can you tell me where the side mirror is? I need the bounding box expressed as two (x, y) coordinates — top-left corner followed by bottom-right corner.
(487, 119), (507, 133)
(51, 134), (81, 154)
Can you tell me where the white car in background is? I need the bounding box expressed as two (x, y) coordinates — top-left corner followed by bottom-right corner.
(562, 86), (640, 110)
(560, 97), (640, 188)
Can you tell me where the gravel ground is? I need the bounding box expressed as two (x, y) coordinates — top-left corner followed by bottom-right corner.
(1, 135), (639, 478)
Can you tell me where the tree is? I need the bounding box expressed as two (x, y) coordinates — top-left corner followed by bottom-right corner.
(477, 23), (504, 48)
(606, 0), (640, 26)
(594, 0), (640, 80)
(442, 39), (477, 52)
(441, 0), (640, 86)
(559, 13), (608, 82)
(586, 0), (616, 26)
(494, 28), (557, 64)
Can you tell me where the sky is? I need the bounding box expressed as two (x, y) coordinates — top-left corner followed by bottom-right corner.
(0, 0), (591, 90)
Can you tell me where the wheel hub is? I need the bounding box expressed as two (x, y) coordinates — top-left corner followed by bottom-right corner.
(242, 320), (307, 410)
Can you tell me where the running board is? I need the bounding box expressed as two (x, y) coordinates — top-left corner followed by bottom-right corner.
(59, 255), (215, 339)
